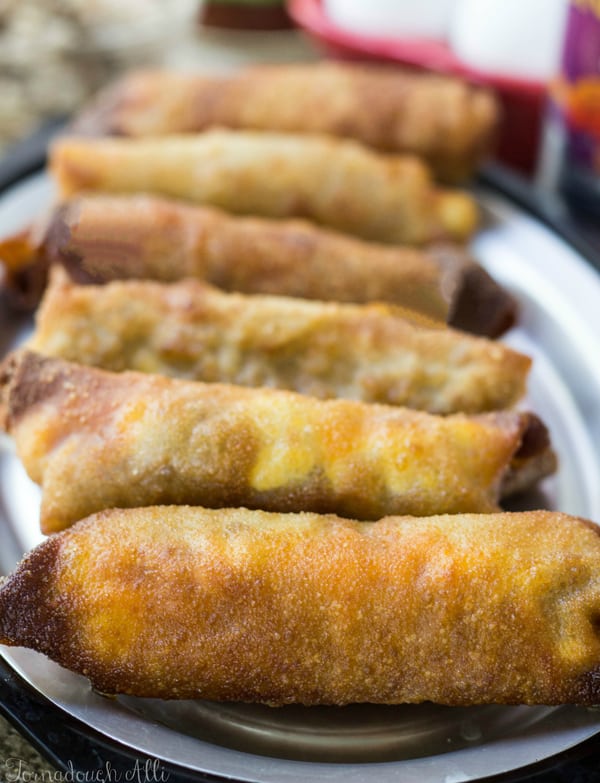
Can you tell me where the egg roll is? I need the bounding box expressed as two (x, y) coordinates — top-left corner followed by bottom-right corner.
(1, 506), (599, 705)
(50, 131), (478, 245)
(0, 351), (555, 533)
(29, 270), (530, 415)
(43, 194), (516, 337)
(73, 63), (499, 183)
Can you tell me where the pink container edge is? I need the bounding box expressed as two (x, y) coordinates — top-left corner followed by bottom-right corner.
(288, 0), (548, 175)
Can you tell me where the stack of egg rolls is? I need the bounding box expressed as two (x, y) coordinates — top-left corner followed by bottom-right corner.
(3, 62), (594, 714)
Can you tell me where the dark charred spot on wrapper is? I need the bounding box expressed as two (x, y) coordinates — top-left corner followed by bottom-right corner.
(450, 263), (518, 338)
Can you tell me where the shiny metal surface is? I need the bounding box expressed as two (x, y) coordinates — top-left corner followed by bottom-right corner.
(1, 174), (600, 782)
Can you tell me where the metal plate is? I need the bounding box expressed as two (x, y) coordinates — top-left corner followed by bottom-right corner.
(1, 173), (600, 782)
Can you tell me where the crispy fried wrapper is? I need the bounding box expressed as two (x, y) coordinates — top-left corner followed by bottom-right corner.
(1, 506), (599, 705)
(50, 131), (478, 246)
(0, 351), (555, 533)
(44, 194), (516, 336)
(73, 63), (499, 183)
(29, 269), (530, 415)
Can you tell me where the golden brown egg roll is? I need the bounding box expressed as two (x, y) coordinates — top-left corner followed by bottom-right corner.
(73, 63), (499, 183)
(29, 270), (530, 415)
(49, 131), (478, 245)
(1, 506), (599, 705)
(43, 194), (516, 337)
(0, 351), (555, 533)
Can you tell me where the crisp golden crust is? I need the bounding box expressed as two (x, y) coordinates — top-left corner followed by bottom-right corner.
(73, 63), (499, 182)
(29, 270), (530, 415)
(1, 506), (599, 705)
(43, 194), (516, 337)
(49, 132), (478, 246)
(0, 352), (552, 533)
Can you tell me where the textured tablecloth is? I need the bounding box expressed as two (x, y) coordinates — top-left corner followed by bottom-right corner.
(0, 713), (57, 779)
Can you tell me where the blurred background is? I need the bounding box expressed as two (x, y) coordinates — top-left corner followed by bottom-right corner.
(0, 0), (599, 210)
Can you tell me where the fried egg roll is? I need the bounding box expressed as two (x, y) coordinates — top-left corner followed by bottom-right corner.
(43, 194), (516, 337)
(73, 63), (499, 183)
(1, 506), (599, 705)
(29, 271), (530, 415)
(50, 131), (478, 245)
(0, 351), (555, 534)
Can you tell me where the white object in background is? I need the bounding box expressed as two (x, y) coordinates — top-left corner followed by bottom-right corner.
(450, 0), (568, 81)
(323, 0), (457, 40)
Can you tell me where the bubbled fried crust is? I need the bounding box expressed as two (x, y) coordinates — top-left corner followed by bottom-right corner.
(72, 63), (499, 183)
(28, 270), (530, 415)
(1, 507), (600, 705)
(0, 352), (553, 534)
